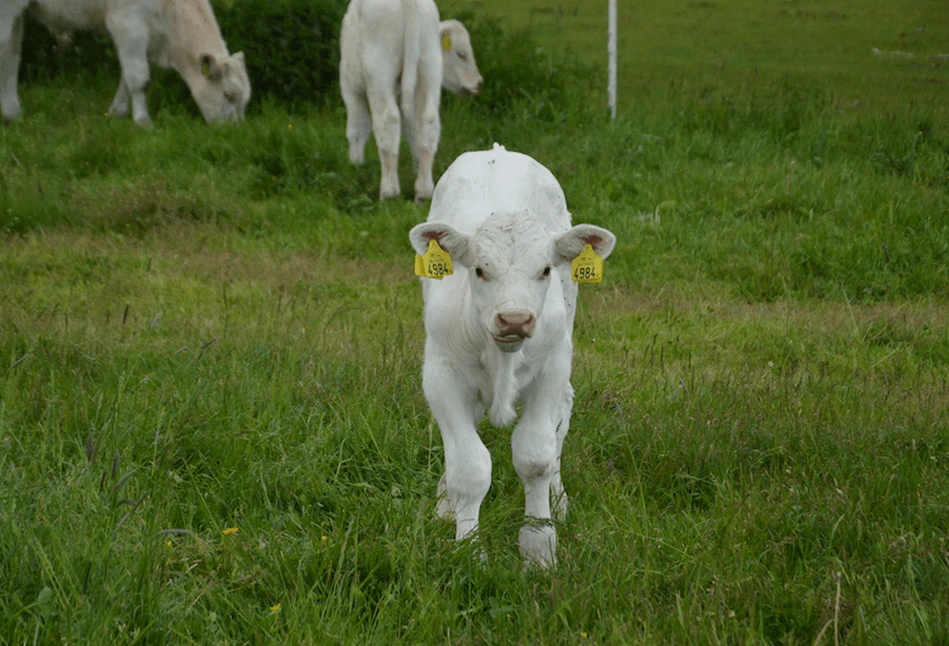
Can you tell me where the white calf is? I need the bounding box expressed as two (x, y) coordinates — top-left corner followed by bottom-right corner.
(339, 0), (482, 201)
(0, 0), (250, 124)
(409, 144), (617, 567)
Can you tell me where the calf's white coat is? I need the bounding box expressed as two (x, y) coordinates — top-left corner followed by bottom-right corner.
(409, 145), (616, 566)
(339, 0), (482, 201)
(0, 0), (250, 123)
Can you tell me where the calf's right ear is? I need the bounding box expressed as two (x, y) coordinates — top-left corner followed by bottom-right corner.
(409, 222), (470, 265)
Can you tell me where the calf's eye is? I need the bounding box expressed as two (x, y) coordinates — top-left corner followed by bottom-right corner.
(475, 267), (484, 279)
(458, 51), (467, 61)
(542, 266), (551, 278)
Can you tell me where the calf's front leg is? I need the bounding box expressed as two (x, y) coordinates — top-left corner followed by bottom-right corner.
(512, 415), (559, 567)
(512, 371), (572, 567)
(106, 15), (151, 123)
(424, 357), (492, 543)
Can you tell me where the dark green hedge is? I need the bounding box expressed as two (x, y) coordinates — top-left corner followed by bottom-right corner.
(212, 0), (347, 108)
(16, 0), (347, 109)
(14, 1), (591, 120)
(452, 11), (595, 121)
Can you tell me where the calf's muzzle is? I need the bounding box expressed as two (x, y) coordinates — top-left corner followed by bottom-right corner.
(494, 311), (536, 340)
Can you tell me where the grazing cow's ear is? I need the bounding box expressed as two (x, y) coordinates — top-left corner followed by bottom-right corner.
(409, 222), (470, 265)
(200, 54), (223, 81)
(555, 224), (617, 263)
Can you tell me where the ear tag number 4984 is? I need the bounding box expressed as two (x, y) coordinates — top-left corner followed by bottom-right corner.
(571, 244), (604, 284)
(415, 239), (454, 279)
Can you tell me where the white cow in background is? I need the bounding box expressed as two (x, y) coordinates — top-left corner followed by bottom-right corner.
(409, 144), (617, 567)
(339, 0), (482, 202)
(0, 0), (251, 124)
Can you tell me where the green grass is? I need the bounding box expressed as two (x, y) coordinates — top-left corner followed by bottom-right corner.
(2, 1), (949, 643)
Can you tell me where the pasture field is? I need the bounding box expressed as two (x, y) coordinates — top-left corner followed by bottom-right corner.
(2, 0), (949, 643)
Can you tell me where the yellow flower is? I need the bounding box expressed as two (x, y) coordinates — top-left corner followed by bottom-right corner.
(270, 603), (281, 613)
(164, 540), (172, 548)
(321, 535), (328, 541)
(222, 527), (239, 536)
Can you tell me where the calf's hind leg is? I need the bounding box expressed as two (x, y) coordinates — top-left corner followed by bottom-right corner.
(403, 81), (440, 202)
(366, 84), (401, 199)
(550, 384), (574, 521)
(341, 84), (371, 164)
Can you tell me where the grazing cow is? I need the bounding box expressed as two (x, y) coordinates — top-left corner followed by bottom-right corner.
(0, 0), (251, 124)
(339, 0), (482, 202)
(409, 144), (617, 567)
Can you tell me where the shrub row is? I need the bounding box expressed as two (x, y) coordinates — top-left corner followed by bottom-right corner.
(15, 1), (595, 119)
(212, 0), (348, 107)
(17, 0), (347, 107)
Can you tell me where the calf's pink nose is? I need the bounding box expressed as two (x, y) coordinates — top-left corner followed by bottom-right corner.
(496, 312), (535, 337)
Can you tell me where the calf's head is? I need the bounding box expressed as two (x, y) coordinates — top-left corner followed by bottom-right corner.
(411, 211), (616, 352)
(440, 20), (483, 96)
(192, 52), (251, 123)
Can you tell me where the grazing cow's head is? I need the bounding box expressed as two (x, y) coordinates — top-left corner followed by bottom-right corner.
(192, 52), (251, 123)
(439, 20), (483, 96)
(411, 212), (616, 352)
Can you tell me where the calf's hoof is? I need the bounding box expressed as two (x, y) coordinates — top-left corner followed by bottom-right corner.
(519, 524), (557, 568)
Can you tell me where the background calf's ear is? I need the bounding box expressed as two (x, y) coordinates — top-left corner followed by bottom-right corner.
(555, 224), (617, 263)
(200, 54), (223, 81)
(409, 222), (470, 264)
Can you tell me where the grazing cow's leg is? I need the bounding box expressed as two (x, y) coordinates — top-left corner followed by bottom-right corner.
(425, 355), (491, 542)
(0, 11), (24, 121)
(512, 365), (571, 567)
(108, 79), (131, 117)
(366, 83), (401, 200)
(106, 15), (151, 124)
(342, 85), (371, 164)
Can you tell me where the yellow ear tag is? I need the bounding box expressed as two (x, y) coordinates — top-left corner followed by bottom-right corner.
(441, 33), (453, 52)
(571, 244), (604, 283)
(415, 239), (454, 279)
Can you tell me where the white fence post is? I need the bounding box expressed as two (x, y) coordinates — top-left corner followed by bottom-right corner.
(608, 0), (617, 119)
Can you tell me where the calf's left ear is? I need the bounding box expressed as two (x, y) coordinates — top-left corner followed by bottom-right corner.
(409, 222), (471, 265)
(555, 224), (617, 263)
